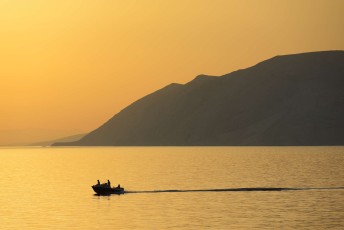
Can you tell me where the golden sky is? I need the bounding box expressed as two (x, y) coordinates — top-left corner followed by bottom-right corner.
(1, 0), (344, 144)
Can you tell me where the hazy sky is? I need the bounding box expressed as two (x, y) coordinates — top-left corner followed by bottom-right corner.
(1, 0), (343, 144)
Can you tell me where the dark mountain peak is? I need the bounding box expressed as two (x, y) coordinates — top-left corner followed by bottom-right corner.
(185, 74), (217, 88)
(188, 74), (216, 83)
(165, 82), (183, 88)
(194, 74), (216, 80)
(54, 51), (344, 146)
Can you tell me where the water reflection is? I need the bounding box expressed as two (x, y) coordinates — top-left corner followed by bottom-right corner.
(2, 147), (344, 229)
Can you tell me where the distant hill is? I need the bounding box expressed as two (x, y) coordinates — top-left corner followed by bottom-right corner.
(31, 134), (85, 146)
(53, 51), (344, 146)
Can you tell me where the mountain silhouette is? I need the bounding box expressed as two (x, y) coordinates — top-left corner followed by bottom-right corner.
(53, 51), (344, 146)
(30, 133), (85, 146)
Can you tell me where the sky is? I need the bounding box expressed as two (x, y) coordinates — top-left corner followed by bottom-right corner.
(1, 0), (344, 145)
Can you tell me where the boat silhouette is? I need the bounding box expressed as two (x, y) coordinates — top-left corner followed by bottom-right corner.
(92, 180), (124, 195)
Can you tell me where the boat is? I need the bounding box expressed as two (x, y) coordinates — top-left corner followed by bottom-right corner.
(92, 182), (125, 195)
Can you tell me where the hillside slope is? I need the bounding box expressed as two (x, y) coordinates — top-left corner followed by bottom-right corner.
(54, 51), (344, 146)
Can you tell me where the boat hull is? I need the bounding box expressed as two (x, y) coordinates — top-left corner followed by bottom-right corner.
(92, 185), (125, 195)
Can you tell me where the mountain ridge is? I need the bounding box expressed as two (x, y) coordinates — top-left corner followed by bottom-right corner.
(53, 50), (344, 146)
(31, 133), (85, 146)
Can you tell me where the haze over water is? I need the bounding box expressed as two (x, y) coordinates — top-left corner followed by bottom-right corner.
(1, 147), (343, 229)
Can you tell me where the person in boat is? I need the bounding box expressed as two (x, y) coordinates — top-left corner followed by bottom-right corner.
(108, 179), (111, 188)
(97, 180), (100, 186)
(117, 184), (121, 188)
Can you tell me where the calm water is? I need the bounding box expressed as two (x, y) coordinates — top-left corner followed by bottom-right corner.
(1, 147), (344, 229)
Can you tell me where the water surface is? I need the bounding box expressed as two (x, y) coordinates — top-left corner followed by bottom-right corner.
(1, 147), (343, 229)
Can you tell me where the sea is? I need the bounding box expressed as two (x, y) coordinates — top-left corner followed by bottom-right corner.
(1, 146), (343, 229)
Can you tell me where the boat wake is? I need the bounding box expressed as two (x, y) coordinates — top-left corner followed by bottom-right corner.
(125, 187), (344, 194)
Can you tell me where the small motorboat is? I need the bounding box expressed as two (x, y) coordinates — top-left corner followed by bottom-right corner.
(92, 181), (124, 195)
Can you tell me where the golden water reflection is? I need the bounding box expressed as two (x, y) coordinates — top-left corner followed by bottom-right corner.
(1, 147), (343, 229)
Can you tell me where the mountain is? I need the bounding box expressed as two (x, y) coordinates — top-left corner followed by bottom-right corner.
(30, 133), (85, 146)
(53, 51), (344, 146)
